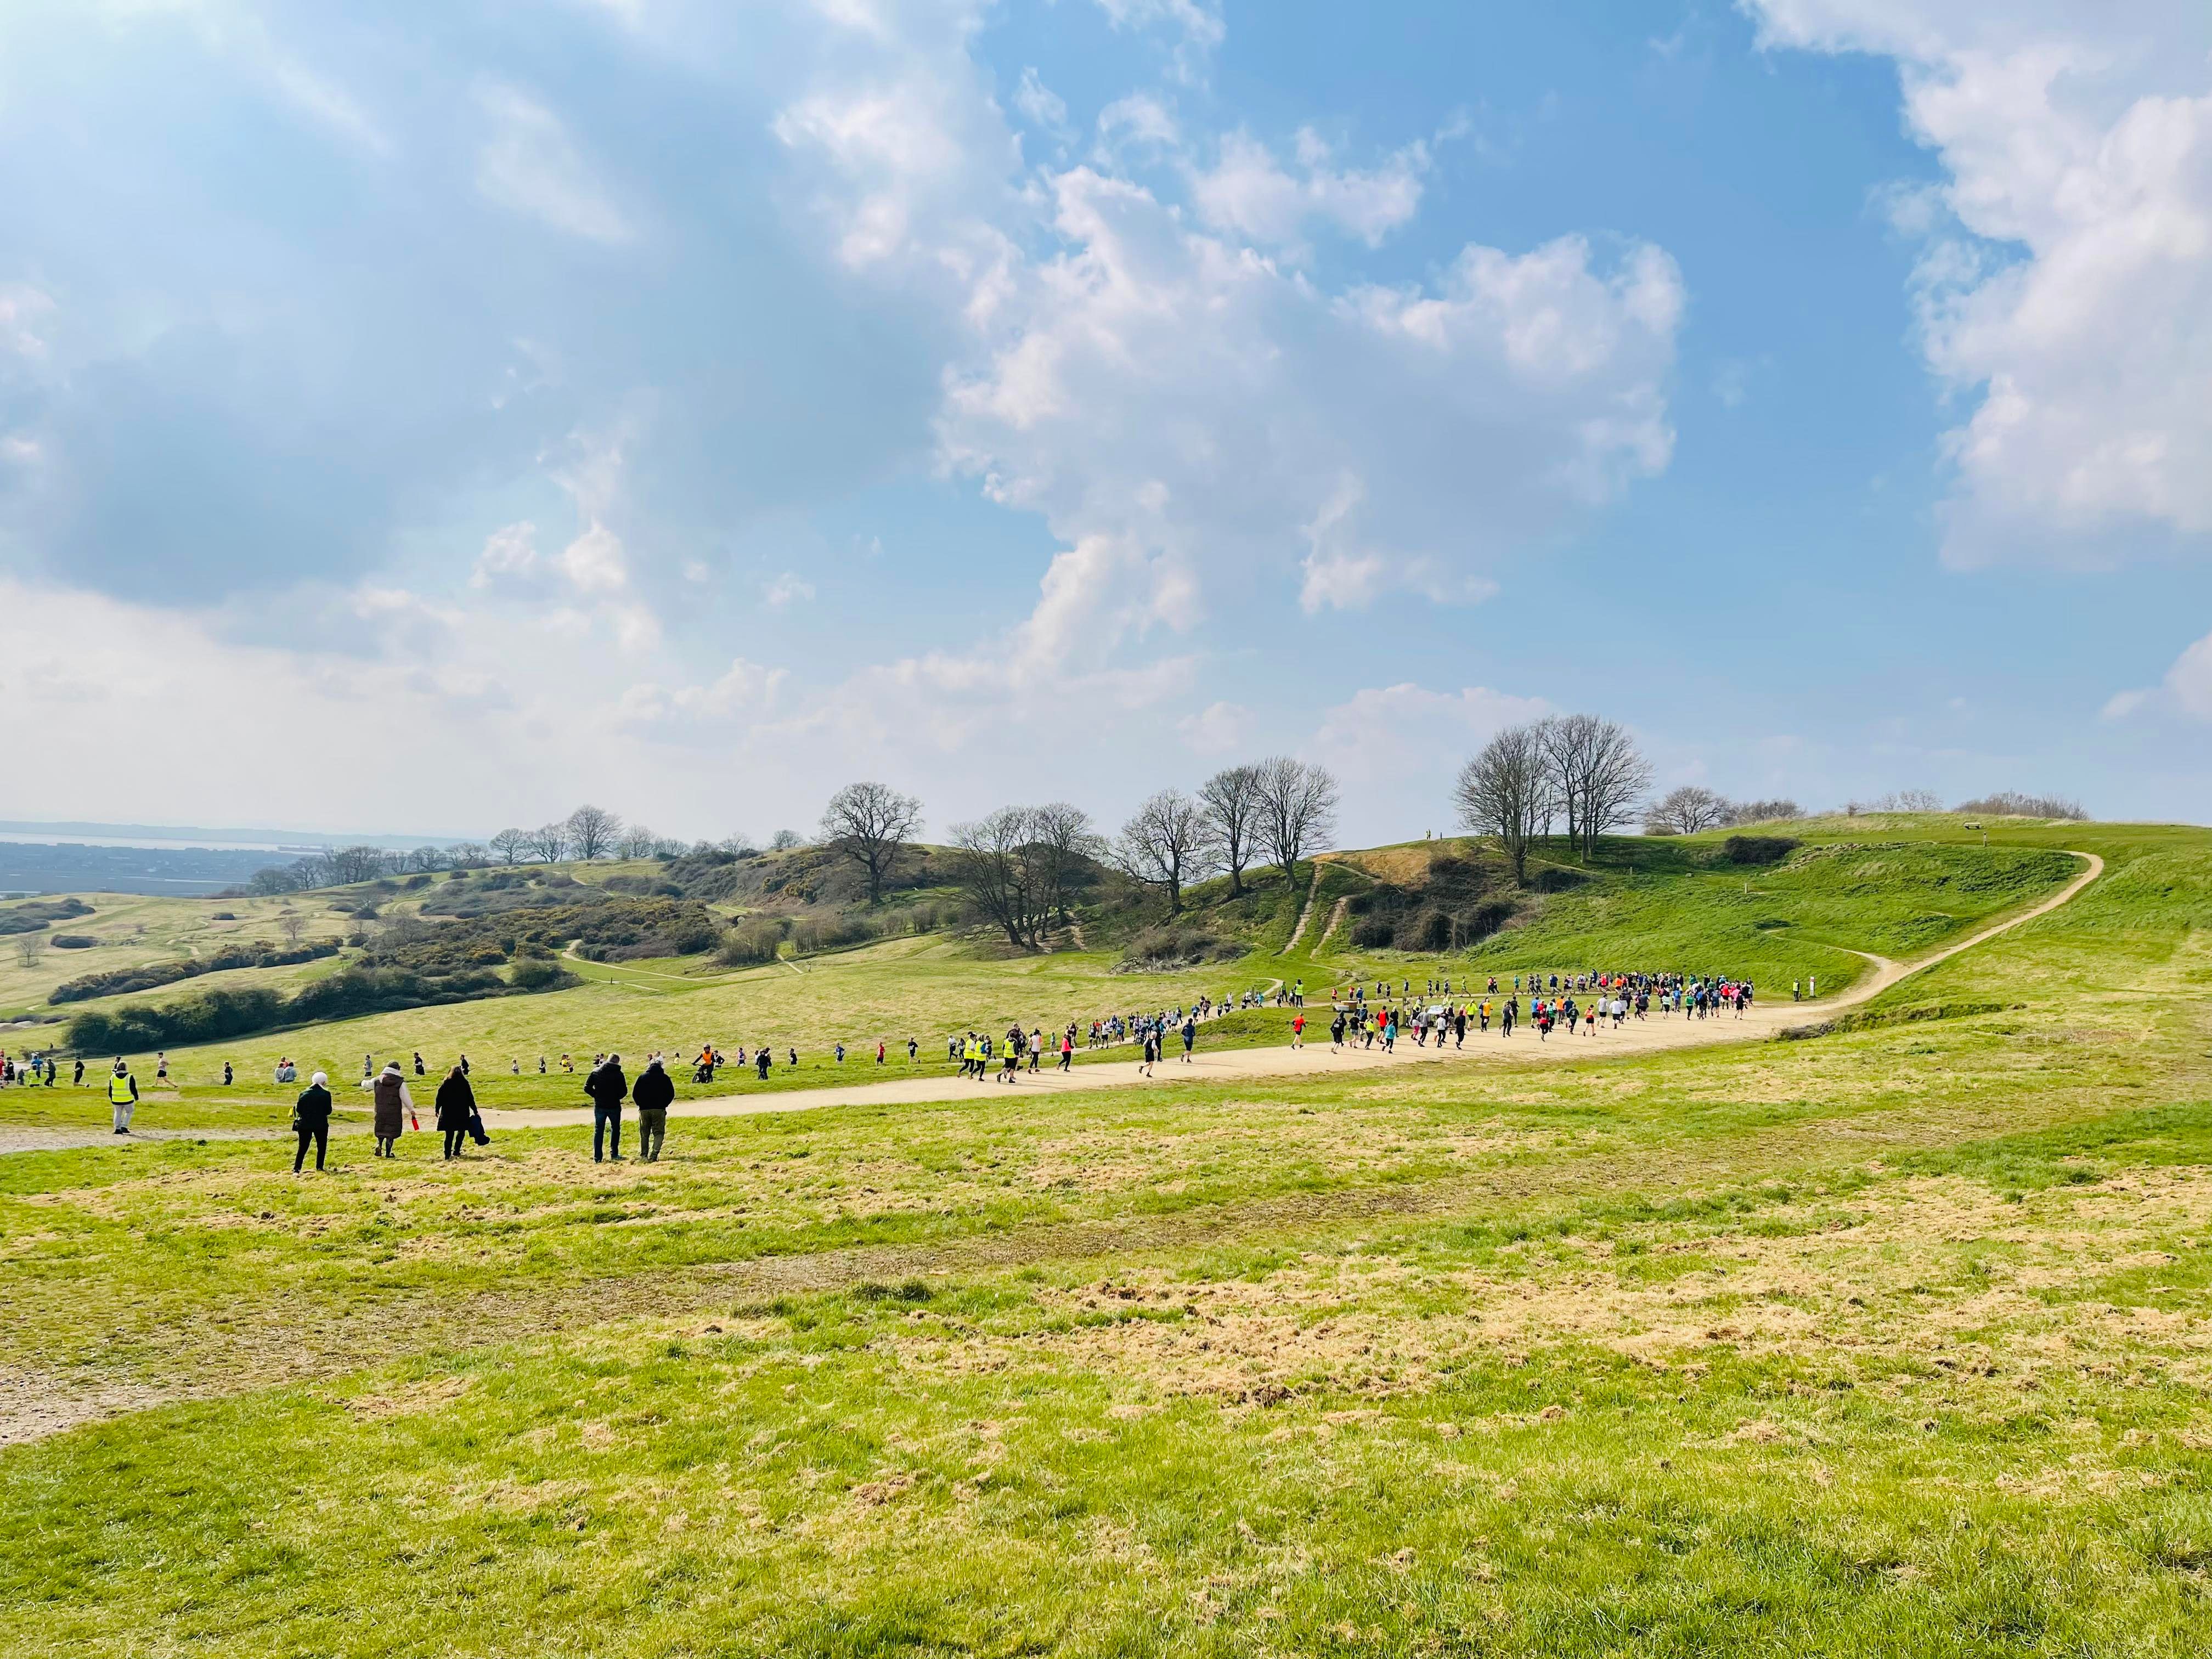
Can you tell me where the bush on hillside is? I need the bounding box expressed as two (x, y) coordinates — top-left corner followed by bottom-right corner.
(0, 897), (93, 935)
(1723, 835), (1801, 866)
(66, 957), (577, 1054)
(1117, 924), (1243, 970)
(49, 940), (341, 1005)
(1532, 867), (1588, 893)
(717, 918), (786, 966)
(50, 935), (98, 949)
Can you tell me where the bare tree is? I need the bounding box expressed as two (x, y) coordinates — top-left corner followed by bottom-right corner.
(947, 803), (1099, 950)
(489, 827), (531, 867)
(949, 808), (1050, 950)
(526, 822), (571, 864)
(1028, 802), (1100, 933)
(565, 804), (623, 861)
(768, 829), (806, 852)
(445, 842), (490, 868)
(1538, 714), (1651, 860)
(13, 933), (44, 970)
(323, 844), (393, 885)
(616, 823), (659, 860)
(1115, 789), (1217, 916)
(1954, 791), (2087, 821)
(819, 782), (924, 906)
(1197, 764), (1266, 897)
(1454, 725), (1550, 886)
(1871, 788), (1944, 813)
(277, 911), (308, 947)
(1646, 785), (1731, 836)
(1254, 757), (1340, 888)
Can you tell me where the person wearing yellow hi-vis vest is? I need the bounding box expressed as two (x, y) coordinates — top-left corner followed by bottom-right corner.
(108, 1059), (139, 1136)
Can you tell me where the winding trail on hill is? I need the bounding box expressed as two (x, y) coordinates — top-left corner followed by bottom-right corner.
(487, 852), (2103, 1130)
(1278, 866), (1324, 954)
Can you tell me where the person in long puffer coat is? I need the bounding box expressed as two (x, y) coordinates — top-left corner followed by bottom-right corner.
(367, 1061), (412, 1158)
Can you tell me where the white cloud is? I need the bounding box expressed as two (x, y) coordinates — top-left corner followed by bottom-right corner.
(0, 284), (57, 359)
(1746, 2), (2212, 566)
(1177, 699), (1252, 755)
(1013, 67), (1069, 137)
(619, 657), (789, 728)
(1096, 92), (1181, 154)
(1090, 0), (1225, 84)
(763, 572), (817, 608)
(1191, 128), (1432, 249)
(471, 520), (540, 588)
(557, 521), (629, 593)
(934, 166), (1680, 644)
(474, 81), (635, 245)
(2105, 625), (2212, 721)
(1312, 683), (1556, 842)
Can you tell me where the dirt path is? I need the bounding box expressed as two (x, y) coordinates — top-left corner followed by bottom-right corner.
(1279, 866), (1324, 953)
(488, 854), (2102, 1130)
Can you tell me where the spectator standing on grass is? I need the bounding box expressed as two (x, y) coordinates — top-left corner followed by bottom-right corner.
(108, 1059), (139, 1135)
(369, 1061), (411, 1158)
(436, 1064), (476, 1160)
(586, 1053), (628, 1162)
(293, 1071), (333, 1172)
(73, 1058), (85, 1087)
(634, 1055), (674, 1163)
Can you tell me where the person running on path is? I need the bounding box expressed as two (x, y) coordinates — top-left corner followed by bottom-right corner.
(756, 1046), (772, 1080)
(1139, 1029), (1158, 1077)
(155, 1051), (168, 1085)
(435, 1064), (476, 1161)
(1030, 1028), (1045, 1073)
(1180, 1015), (1196, 1062)
(585, 1053), (628, 1161)
(108, 1059), (139, 1135)
(292, 1071), (333, 1171)
(1329, 1009), (1345, 1051)
(1058, 1028), (1074, 1071)
(634, 1055), (674, 1162)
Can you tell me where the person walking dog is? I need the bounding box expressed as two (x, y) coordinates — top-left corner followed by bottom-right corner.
(586, 1052), (629, 1163)
(633, 1055), (674, 1163)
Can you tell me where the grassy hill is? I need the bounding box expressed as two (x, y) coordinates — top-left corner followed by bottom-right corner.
(0, 813), (2207, 1656)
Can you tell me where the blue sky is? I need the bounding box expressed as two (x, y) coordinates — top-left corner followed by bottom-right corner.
(2, 1), (2208, 844)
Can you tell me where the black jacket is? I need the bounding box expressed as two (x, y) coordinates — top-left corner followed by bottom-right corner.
(584, 1062), (628, 1107)
(633, 1063), (674, 1112)
(294, 1083), (332, 1127)
(434, 1072), (477, 1130)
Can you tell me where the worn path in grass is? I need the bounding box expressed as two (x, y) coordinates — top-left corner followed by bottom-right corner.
(488, 851), (2103, 1130)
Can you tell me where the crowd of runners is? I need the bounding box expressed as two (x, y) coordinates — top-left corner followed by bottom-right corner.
(27, 961), (1775, 1174)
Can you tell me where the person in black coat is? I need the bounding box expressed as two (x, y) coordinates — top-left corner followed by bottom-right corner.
(585, 1053), (628, 1162)
(435, 1064), (476, 1160)
(633, 1057), (674, 1163)
(293, 1071), (334, 1172)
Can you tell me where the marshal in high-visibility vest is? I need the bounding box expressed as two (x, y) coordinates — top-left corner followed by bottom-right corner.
(108, 1065), (139, 1135)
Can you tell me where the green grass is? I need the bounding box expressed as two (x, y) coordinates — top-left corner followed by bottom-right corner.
(3, 816), (2209, 1655)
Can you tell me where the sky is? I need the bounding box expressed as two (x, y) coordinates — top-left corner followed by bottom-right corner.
(2, 0), (2208, 847)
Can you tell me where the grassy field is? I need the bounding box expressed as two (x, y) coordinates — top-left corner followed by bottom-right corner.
(2, 814), (2207, 1655)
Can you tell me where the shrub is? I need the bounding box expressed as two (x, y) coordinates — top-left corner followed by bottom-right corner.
(717, 919), (786, 966)
(49, 940), (341, 1004)
(1533, 867), (1588, 893)
(50, 935), (97, 949)
(508, 957), (572, 991)
(1118, 925), (1243, 969)
(1723, 835), (1801, 866)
